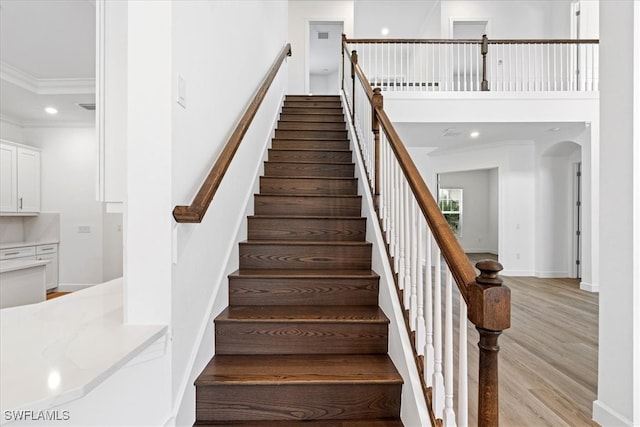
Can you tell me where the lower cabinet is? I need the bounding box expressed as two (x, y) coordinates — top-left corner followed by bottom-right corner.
(36, 244), (59, 291)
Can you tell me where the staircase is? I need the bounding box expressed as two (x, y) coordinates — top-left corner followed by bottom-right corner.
(194, 95), (404, 426)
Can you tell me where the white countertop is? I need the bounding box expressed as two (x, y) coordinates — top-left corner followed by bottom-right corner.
(0, 258), (49, 274)
(0, 240), (59, 250)
(0, 278), (167, 418)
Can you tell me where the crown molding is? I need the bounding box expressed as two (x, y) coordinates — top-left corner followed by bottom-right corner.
(0, 61), (95, 95)
(0, 114), (23, 128)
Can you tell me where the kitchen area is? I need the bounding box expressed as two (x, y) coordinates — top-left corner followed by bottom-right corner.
(0, 134), (123, 309)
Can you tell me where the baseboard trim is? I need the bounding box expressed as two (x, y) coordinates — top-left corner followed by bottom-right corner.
(55, 283), (95, 292)
(535, 270), (570, 278)
(501, 269), (535, 277)
(593, 399), (634, 426)
(464, 249), (499, 255)
(580, 281), (600, 293)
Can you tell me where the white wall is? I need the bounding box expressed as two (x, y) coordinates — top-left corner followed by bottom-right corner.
(125, 1), (289, 425)
(22, 127), (105, 285)
(594, 1), (640, 425)
(310, 70), (339, 94)
(288, 0), (353, 94)
(387, 92), (599, 285)
(439, 0), (572, 38)
(535, 141), (581, 278)
(354, 0), (440, 38)
(438, 169), (498, 254)
(0, 119), (24, 143)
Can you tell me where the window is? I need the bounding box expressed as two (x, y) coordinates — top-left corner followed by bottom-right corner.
(438, 188), (463, 236)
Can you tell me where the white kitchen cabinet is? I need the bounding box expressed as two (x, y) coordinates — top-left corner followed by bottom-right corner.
(0, 143), (18, 212)
(1, 244), (58, 291)
(0, 141), (41, 215)
(36, 244), (59, 290)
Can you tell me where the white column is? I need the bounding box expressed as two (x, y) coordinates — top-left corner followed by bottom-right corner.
(125, 1), (173, 324)
(594, 1), (640, 425)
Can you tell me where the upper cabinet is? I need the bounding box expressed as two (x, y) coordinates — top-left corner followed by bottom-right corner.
(96, 0), (127, 210)
(0, 141), (40, 215)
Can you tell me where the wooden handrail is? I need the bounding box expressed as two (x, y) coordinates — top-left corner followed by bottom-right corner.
(375, 107), (478, 299)
(346, 37), (598, 44)
(173, 43), (292, 223)
(344, 39), (511, 426)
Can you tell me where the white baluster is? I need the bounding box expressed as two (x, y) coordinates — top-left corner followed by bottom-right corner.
(396, 165), (405, 284)
(416, 212), (426, 355)
(424, 229), (434, 386)
(403, 180), (412, 309)
(410, 197), (418, 330)
(458, 292), (469, 427)
(432, 246), (444, 418)
(443, 268), (456, 426)
(393, 159), (400, 274)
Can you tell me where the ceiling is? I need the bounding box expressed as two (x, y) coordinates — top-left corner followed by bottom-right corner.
(395, 121), (587, 152)
(0, 0), (96, 127)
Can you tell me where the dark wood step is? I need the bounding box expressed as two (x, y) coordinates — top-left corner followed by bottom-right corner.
(254, 195), (362, 216)
(281, 107), (344, 115)
(259, 176), (358, 195)
(195, 354), (402, 422)
(195, 419), (403, 426)
(239, 241), (372, 270)
(248, 216), (366, 241)
(280, 113), (345, 123)
(264, 161), (354, 177)
(271, 139), (350, 150)
(275, 129), (348, 140)
(285, 95), (341, 102)
(215, 305), (389, 355)
(228, 269), (380, 306)
(278, 121), (346, 131)
(268, 149), (352, 163)
(284, 100), (343, 109)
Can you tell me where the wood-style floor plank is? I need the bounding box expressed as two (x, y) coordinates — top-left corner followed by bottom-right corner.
(462, 254), (599, 426)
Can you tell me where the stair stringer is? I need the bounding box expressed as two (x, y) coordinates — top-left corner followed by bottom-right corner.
(170, 89), (287, 427)
(342, 94), (432, 427)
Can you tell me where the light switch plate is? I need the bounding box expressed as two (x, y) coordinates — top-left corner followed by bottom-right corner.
(177, 74), (186, 108)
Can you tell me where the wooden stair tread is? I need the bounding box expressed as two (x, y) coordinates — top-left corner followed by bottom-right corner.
(217, 305), (389, 323)
(270, 147), (350, 152)
(230, 269), (379, 278)
(196, 354), (403, 386)
(195, 419), (403, 426)
(248, 215), (363, 220)
(240, 240), (372, 246)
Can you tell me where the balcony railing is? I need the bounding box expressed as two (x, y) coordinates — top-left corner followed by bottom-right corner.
(345, 35), (599, 92)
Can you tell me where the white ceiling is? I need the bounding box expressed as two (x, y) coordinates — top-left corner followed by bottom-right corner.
(0, 0), (96, 126)
(394, 121), (587, 151)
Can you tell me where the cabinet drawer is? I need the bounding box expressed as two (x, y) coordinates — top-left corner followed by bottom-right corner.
(36, 244), (57, 255)
(0, 246), (36, 260)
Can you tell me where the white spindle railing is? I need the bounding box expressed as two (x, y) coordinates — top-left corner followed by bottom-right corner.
(347, 38), (599, 92)
(343, 36), (511, 427)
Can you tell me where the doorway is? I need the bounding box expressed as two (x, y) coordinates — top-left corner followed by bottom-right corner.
(308, 21), (343, 95)
(450, 19), (489, 91)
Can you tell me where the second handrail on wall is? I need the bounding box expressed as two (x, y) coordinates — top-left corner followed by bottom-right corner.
(173, 43), (292, 223)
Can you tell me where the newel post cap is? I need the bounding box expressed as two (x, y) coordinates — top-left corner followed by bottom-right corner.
(468, 259), (511, 331)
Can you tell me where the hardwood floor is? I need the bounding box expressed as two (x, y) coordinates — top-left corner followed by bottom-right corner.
(463, 254), (599, 426)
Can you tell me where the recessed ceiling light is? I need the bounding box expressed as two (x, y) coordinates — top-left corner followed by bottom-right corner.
(470, 131), (480, 138)
(381, 27), (389, 36)
(45, 107), (58, 115)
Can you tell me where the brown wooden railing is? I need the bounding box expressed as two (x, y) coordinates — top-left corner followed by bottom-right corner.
(173, 43), (291, 223)
(345, 35), (599, 92)
(342, 35), (511, 426)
